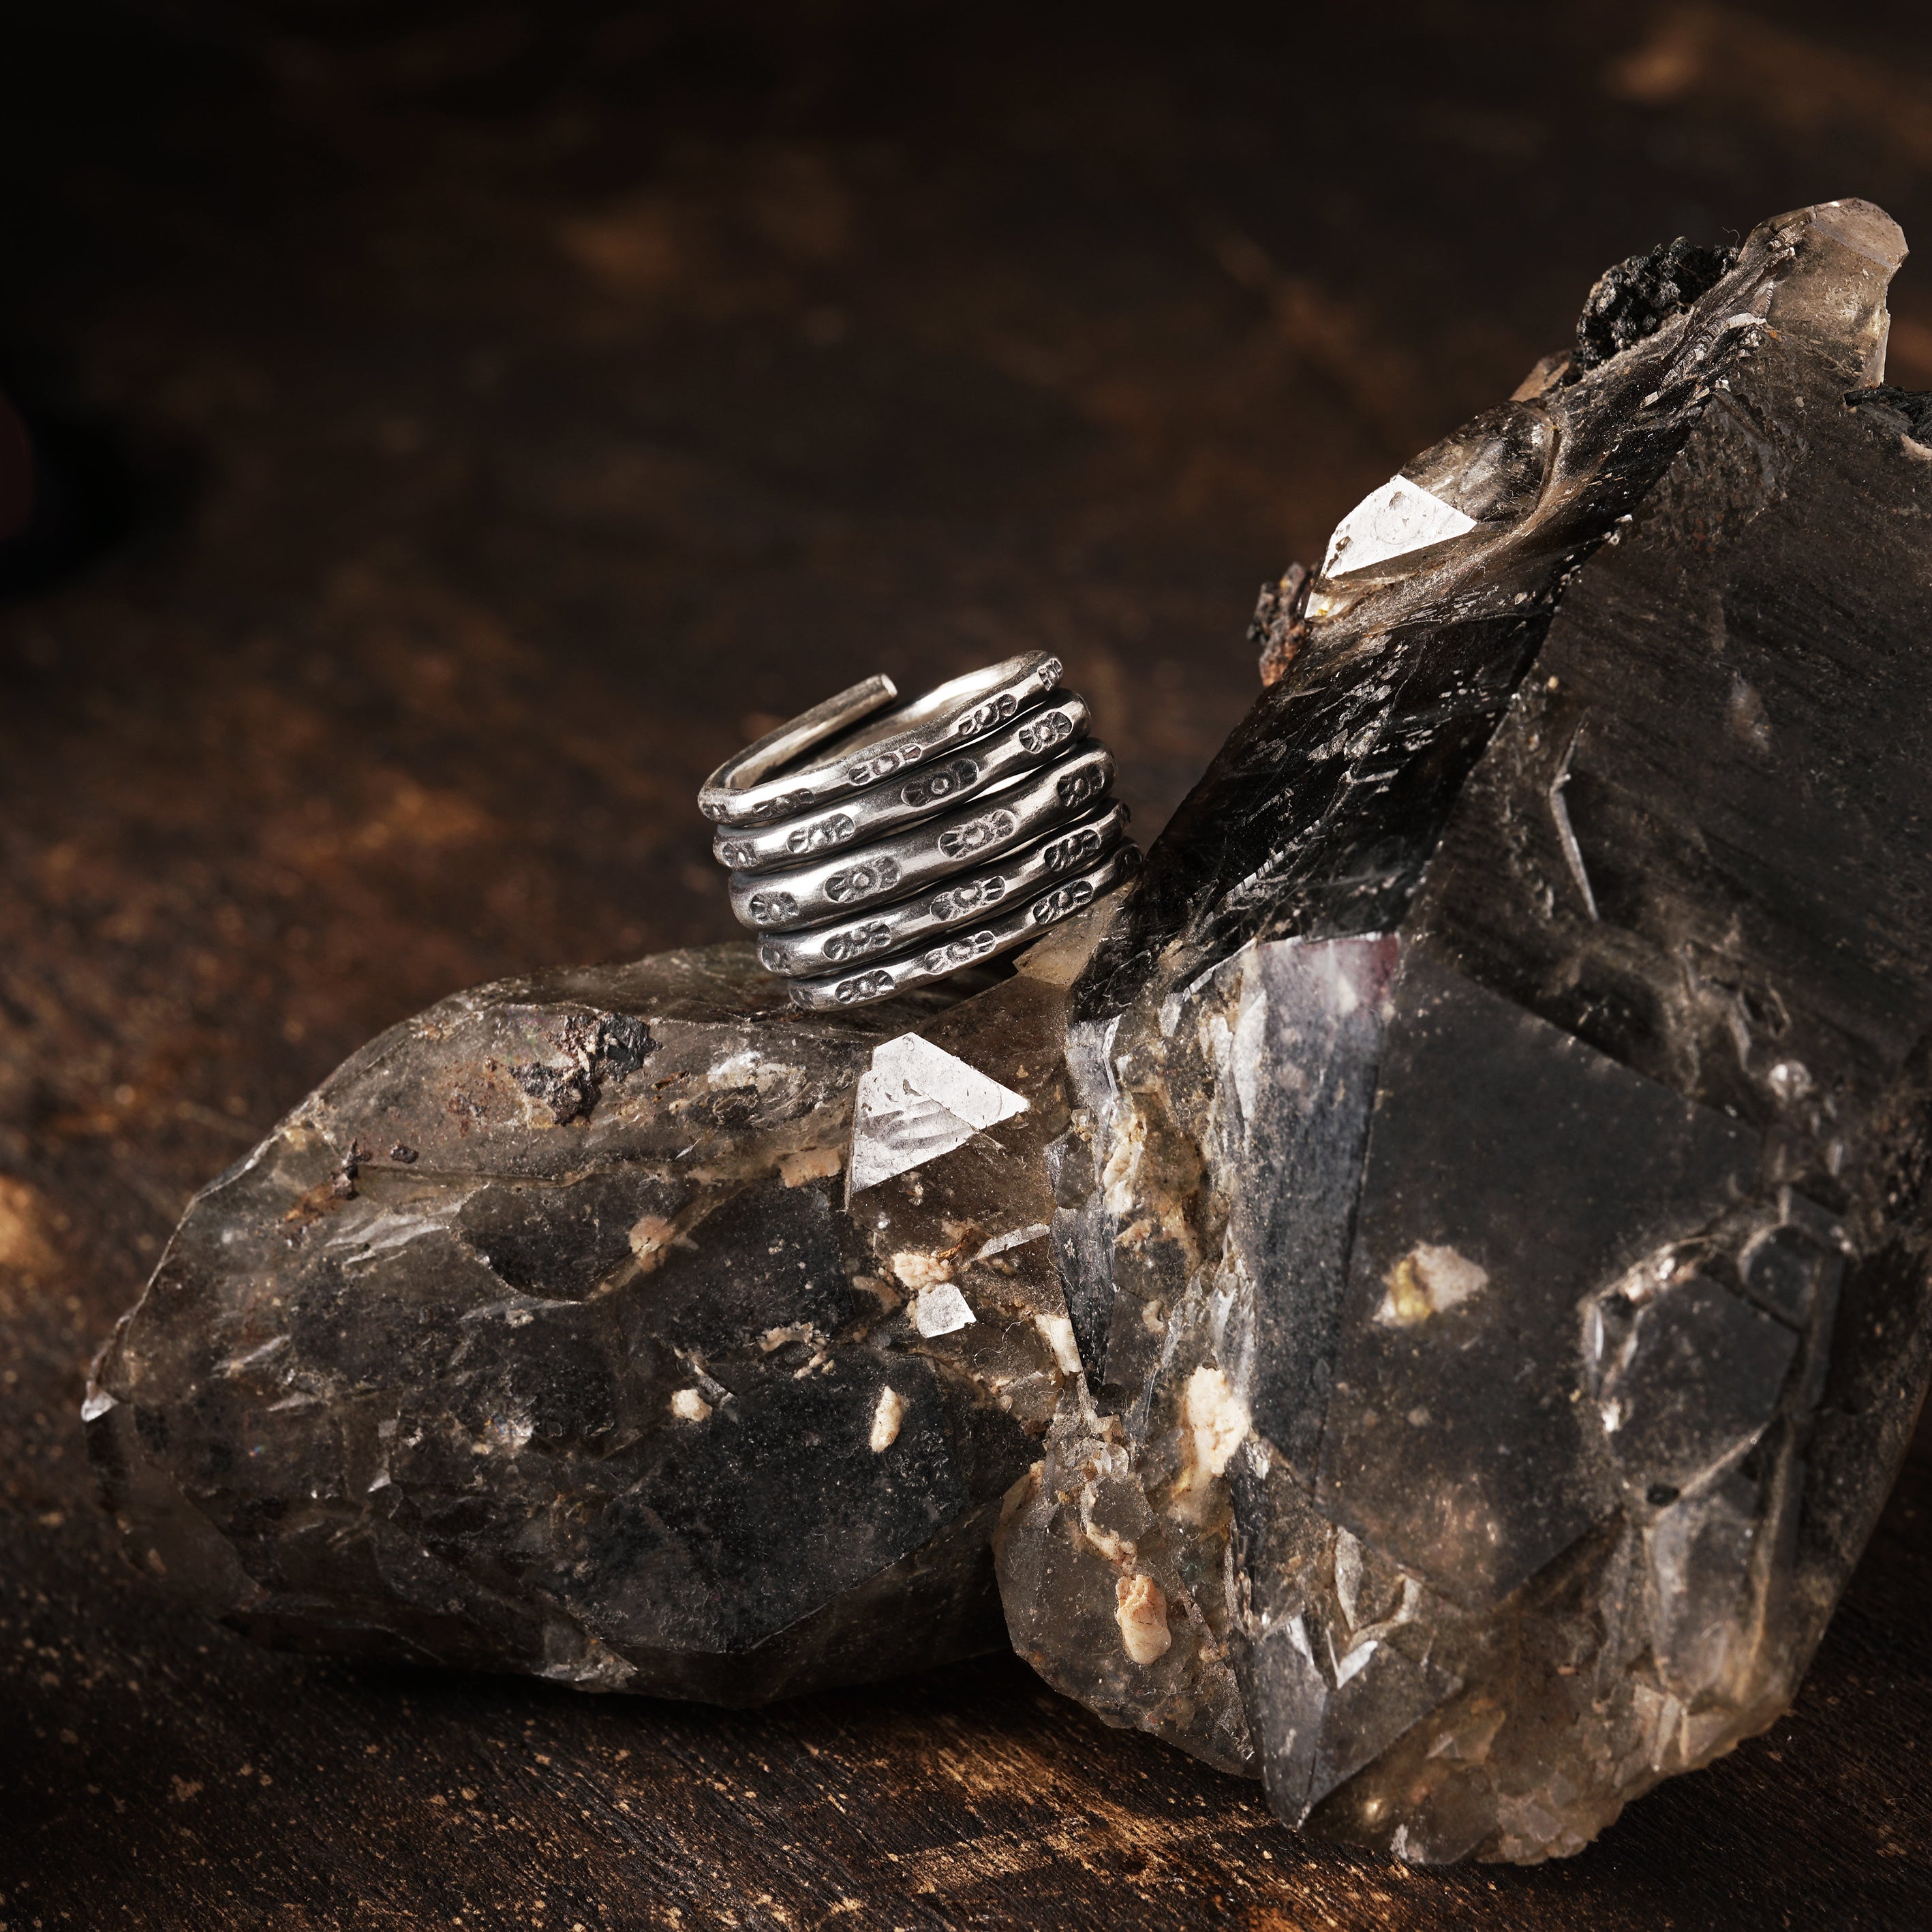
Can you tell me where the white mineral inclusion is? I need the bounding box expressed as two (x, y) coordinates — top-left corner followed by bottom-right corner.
(628, 1214), (674, 1270)
(1322, 474), (1477, 578)
(1376, 1242), (1490, 1325)
(847, 1032), (1029, 1195)
(911, 1282), (976, 1338)
(1182, 1365), (1248, 1479)
(889, 1249), (953, 1292)
(776, 1144), (844, 1187)
(1115, 1573), (1171, 1666)
(1034, 1310), (1083, 1376)
(669, 1387), (712, 1422)
(869, 1384), (906, 1452)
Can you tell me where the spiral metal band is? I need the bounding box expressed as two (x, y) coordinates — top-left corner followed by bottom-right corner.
(784, 840), (1141, 1011)
(699, 651), (1064, 827)
(702, 658), (1138, 1007)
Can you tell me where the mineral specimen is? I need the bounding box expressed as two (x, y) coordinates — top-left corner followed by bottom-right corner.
(998, 198), (1932, 1860)
(89, 198), (1932, 1863)
(87, 948), (1079, 1702)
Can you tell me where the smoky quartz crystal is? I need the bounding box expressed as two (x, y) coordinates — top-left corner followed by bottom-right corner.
(89, 200), (1932, 1862)
(88, 949), (1075, 1703)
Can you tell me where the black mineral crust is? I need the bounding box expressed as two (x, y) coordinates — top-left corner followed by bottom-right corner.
(996, 200), (1932, 1861)
(1571, 235), (1738, 373)
(88, 199), (1932, 1868)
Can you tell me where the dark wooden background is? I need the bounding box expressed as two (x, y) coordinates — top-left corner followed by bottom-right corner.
(3, 3), (1931, 1925)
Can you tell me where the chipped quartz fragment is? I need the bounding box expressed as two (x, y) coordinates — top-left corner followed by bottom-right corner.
(87, 947), (1075, 1704)
(847, 1032), (1029, 1194)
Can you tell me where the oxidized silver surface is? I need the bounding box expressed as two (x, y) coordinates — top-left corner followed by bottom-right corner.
(701, 653), (1139, 1006)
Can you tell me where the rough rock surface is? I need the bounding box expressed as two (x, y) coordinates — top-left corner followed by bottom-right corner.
(997, 198), (1932, 1861)
(87, 945), (1083, 1703)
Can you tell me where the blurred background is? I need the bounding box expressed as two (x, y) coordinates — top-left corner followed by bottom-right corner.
(3, 4), (1931, 1925)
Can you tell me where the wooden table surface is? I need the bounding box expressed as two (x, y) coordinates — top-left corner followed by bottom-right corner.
(3, 4), (1930, 1925)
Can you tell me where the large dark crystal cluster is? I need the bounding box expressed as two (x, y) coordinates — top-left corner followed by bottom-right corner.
(89, 201), (1932, 1862)
(1001, 197), (1932, 1860)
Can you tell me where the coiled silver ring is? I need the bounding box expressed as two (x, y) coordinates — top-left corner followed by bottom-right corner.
(701, 651), (1139, 1007)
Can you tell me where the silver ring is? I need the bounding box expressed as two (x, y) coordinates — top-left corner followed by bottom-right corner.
(727, 742), (1115, 934)
(698, 650), (1063, 827)
(783, 842), (1142, 1011)
(714, 694), (1092, 873)
(754, 801), (1131, 977)
(701, 656), (1139, 1007)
